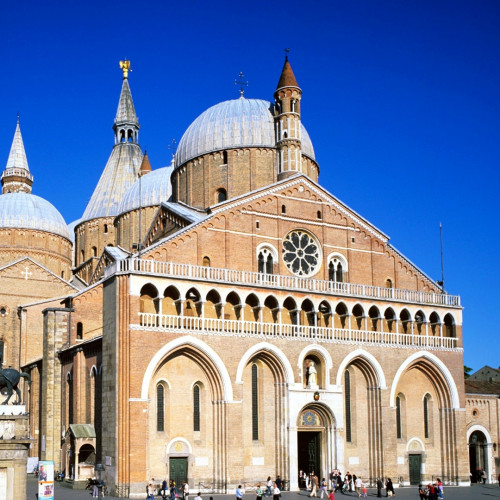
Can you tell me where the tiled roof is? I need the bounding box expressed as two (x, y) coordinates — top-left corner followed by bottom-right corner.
(276, 57), (299, 89)
(465, 379), (500, 395)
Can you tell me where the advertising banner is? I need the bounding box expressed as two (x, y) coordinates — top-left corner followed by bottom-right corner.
(38, 460), (55, 500)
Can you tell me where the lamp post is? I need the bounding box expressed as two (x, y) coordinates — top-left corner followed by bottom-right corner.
(95, 463), (105, 499)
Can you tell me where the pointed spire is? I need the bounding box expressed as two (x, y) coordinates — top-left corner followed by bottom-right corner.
(6, 116), (30, 172)
(1, 116), (33, 194)
(276, 56), (299, 89)
(115, 77), (138, 124)
(139, 151), (152, 176)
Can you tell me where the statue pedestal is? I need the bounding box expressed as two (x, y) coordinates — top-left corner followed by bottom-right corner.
(0, 412), (34, 500)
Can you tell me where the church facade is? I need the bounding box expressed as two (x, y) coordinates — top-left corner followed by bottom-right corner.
(0, 59), (473, 497)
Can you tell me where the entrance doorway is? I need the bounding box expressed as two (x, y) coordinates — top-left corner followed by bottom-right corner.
(408, 454), (421, 485)
(298, 431), (321, 479)
(469, 431), (488, 483)
(169, 457), (188, 488)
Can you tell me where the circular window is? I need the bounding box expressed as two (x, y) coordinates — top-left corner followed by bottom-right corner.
(282, 230), (321, 276)
(472, 409), (479, 418)
(0, 306), (8, 317)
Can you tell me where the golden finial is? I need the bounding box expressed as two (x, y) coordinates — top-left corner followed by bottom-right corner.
(119, 60), (131, 79)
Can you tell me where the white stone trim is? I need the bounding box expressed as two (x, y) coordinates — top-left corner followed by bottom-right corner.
(389, 351), (460, 409)
(141, 336), (233, 401)
(297, 344), (333, 388)
(335, 349), (387, 389)
(235, 342), (294, 385)
(467, 424), (492, 443)
(166, 437), (192, 454)
(406, 437), (425, 452)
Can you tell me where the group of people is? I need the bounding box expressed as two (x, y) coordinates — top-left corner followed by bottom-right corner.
(85, 477), (106, 498)
(418, 479), (444, 499)
(147, 478), (190, 500)
(299, 469), (368, 498)
(255, 475), (284, 500)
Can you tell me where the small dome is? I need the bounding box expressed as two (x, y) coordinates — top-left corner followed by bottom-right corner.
(118, 164), (174, 215)
(175, 98), (315, 167)
(0, 192), (70, 239)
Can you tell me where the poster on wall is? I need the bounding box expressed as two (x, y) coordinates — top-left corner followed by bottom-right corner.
(38, 460), (55, 500)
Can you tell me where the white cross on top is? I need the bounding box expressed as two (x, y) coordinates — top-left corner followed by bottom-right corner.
(22, 267), (33, 280)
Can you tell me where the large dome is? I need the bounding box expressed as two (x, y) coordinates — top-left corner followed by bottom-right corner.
(119, 164), (174, 215)
(0, 192), (70, 240)
(175, 98), (315, 167)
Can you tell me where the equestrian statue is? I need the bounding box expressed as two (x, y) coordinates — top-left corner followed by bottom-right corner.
(0, 368), (31, 405)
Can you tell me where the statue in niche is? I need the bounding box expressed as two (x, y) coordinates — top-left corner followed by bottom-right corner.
(304, 359), (318, 389)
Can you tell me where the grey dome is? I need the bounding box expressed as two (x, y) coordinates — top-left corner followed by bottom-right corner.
(175, 98), (315, 167)
(119, 164), (174, 215)
(0, 192), (70, 239)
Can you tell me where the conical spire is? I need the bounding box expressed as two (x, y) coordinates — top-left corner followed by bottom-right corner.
(1, 117), (33, 194)
(115, 77), (138, 125)
(276, 56), (299, 89)
(5, 116), (30, 172)
(139, 151), (152, 176)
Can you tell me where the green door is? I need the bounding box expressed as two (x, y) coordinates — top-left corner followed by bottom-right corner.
(409, 454), (421, 485)
(170, 457), (188, 489)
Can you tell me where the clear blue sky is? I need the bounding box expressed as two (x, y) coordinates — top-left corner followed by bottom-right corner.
(1, 0), (499, 371)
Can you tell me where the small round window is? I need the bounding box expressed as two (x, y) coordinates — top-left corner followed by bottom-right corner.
(282, 230), (321, 277)
(0, 306), (8, 317)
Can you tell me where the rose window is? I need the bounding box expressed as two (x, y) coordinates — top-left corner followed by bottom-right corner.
(282, 230), (321, 276)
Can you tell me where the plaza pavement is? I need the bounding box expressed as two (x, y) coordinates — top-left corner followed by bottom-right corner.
(26, 477), (500, 500)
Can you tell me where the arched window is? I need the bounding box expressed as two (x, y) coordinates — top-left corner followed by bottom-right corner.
(328, 254), (347, 283)
(396, 396), (402, 439)
(61, 270), (65, 279)
(76, 322), (83, 340)
(193, 385), (200, 432)
(385, 278), (393, 288)
(423, 394), (432, 439)
(444, 313), (456, 337)
(317, 210), (322, 219)
(92, 246), (97, 257)
(66, 372), (73, 427)
(257, 245), (277, 275)
(345, 370), (352, 442)
(252, 363), (258, 440)
(216, 188), (227, 203)
(223, 151), (228, 164)
(281, 204), (286, 214)
(157, 384), (165, 432)
(104, 224), (108, 234)
(81, 250), (85, 262)
(203, 256), (211, 267)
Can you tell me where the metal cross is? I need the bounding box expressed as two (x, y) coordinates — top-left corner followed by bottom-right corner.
(235, 72), (248, 98)
(284, 48), (290, 60)
(22, 267), (32, 280)
(168, 138), (177, 157)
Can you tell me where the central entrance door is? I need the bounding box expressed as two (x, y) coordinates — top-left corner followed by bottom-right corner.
(169, 457), (188, 488)
(408, 454), (421, 485)
(298, 431), (321, 478)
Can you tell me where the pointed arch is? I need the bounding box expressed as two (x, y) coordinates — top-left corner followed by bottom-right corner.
(235, 342), (294, 385)
(389, 351), (460, 409)
(141, 336), (233, 401)
(335, 349), (387, 389)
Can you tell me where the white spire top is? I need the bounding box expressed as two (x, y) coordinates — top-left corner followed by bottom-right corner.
(5, 117), (30, 172)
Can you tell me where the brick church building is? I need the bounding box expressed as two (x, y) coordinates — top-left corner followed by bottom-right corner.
(0, 58), (476, 496)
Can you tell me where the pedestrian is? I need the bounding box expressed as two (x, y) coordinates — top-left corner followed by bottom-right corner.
(266, 477), (273, 497)
(320, 478), (327, 499)
(309, 473), (318, 497)
(147, 482), (155, 500)
(276, 475), (283, 492)
(236, 484), (244, 500)
(385, 478), (394, 497)
(256, 483), (264, 500)
(183, 481), (190, 500)
(361, 484), (367, 498)
(498, 473), (500, 487)
(273, 482), (281, 500)
(170, 481), (177, 500)
(436, 478), (443, 499)
(335, 474), (343, 493)
(418, 484), (426, 500)
(354, 476), (362, 497)
(376, 477), (383, 498)
(161, 479), (169, 499)
(482, 470), (487, 484)
(194, 492), (202, 500)
(328, 490), (335, 500)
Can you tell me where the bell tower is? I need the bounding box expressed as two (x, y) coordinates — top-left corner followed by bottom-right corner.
(274, 56), (303, 180)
